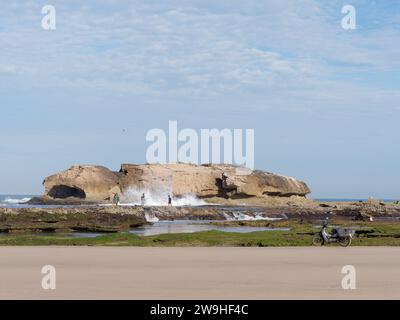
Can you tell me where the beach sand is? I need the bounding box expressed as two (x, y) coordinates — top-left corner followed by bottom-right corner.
(0, 247), (399, 299)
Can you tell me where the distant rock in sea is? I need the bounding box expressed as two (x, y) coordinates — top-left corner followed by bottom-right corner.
(37, 163), (311, 204)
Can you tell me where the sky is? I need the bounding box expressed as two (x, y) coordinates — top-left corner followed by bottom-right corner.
(0, 0), (399, 198)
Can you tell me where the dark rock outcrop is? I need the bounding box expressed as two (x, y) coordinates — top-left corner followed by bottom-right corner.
(0, 207), (147, 234)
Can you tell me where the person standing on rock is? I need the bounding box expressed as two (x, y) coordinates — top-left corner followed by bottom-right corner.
(141, 193), (146, 206)
(221, 172), (229, 189)
(168, 195), (172, 206)
(113, 193), (120, 206)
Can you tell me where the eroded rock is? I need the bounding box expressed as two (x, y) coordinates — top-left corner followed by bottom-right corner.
(41, 163), (311, 203)
(43, 165), (120, 202)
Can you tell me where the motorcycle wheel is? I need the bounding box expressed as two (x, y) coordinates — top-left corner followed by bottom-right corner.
(339, 236), (351, 247)
(312, 234), (324, 246)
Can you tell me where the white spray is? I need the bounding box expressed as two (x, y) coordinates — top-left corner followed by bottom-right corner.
(223, 212), (283, 221)
(121, 186), (206, 207)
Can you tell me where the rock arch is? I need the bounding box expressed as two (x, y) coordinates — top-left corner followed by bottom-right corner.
(48, 185), (86, 199)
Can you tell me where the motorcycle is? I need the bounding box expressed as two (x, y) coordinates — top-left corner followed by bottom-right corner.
(312, 219), (354, 247)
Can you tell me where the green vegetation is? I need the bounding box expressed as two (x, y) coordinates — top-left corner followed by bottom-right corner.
(1, 219), (400, 246)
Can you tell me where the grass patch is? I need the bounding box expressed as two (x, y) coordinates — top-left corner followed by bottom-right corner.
(1, 219), (400, 246)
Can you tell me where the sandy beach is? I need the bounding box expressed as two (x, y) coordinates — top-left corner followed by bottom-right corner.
(0, 247), (399, 300)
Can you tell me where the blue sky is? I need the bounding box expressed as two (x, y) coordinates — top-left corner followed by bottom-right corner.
(0, 0), (399, 198)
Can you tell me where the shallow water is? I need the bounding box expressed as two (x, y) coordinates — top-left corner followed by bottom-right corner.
(0, 220), (289, 238)
(130, 220), (289, 236)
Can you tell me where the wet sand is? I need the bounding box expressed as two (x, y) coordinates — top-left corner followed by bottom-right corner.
(0, 247), (399, 299)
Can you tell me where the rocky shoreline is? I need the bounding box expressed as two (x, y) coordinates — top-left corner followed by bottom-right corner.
(2, 198), (400, 234)
(3, 163), (397, 235)
(0, 207), (147, 234)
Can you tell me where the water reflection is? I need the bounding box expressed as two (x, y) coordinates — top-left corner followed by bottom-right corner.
(130, 220), (289, 236)
(0, 221), (289, 238)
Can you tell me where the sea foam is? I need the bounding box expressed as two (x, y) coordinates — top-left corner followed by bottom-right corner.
(121, 187), (206, 207)
(2, 197), (31, 204)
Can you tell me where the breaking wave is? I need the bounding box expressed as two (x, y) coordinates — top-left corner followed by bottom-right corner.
(144, 212), (159, 222)
(1, 197), (31, 204)
(121, 187), (206, 207)
(223, 212), (283, 221)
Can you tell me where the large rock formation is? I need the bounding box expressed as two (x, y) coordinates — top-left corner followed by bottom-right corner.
(41, 163), (311, 203)
(43, 165), (120, 202)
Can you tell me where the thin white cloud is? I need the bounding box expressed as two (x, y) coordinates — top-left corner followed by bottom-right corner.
(0, 0), (399, 105)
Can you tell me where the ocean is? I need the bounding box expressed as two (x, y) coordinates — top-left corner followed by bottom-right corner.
(0, 195), (398, 209)
(0, 195), (36, 208)
(313, 198), (398, 203)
